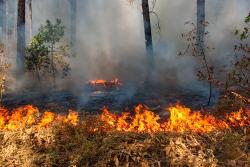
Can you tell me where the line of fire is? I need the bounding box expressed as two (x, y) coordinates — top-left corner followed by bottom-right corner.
(0, 0), (249, 166)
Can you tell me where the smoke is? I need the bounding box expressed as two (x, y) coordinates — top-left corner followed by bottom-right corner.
(153, 0), (249, 90)
(2, 0), (250, 93)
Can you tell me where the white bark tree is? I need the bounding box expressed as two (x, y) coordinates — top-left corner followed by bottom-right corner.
(17, 0), (26, 74)
(68, 0), (76, 56)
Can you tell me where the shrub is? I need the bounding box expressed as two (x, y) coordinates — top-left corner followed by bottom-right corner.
(25, 19), (71, 87)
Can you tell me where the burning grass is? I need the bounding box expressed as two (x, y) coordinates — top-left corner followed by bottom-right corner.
(101, 103), (249, 133)
(88, 78), (122, 87)
(0, 105), (78, 130)
(0, 104), (249, 166)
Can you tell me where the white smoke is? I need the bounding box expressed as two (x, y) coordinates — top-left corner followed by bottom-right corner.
(3, 0), (250, 91)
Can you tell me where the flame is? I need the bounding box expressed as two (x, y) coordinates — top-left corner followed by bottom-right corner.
(64, 110), (79, 126)
(101, 104), (249, 133)
(6, 105), (39, 130)
(88, 78), (122, 86)
(129, 104), (161, 133)
(226, 108), (250, 127)
(0, 105), (78, 130)
(37, 111), (55, 128)
(101, 107), (117, 127)
(162, 104), (228, 132)
(0, 103), (249, 133)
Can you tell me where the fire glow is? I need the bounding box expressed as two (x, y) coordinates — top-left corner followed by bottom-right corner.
(0, 105), (78, 130)
(88, 78), (122, 87)
(101, 104), (250, 133)
(0, 103), (249, 133)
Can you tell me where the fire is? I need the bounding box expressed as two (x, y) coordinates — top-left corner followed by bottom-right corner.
(64, 110), (79, 126)
(226, 108), (250, 127)
(88, 78), (122, 86)
(101, 104), (250, 133)
(0, 105), (78, 130)
(129, 104), (161, 133)
(37, 111), (55, 128)
(101, 105), (161, 133)
(0, 103), (249, 133)
(5, 105), (39, 130)
(163, 104), (228, 132)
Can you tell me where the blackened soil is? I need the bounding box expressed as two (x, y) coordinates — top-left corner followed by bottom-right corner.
(2, 84), (217, 114)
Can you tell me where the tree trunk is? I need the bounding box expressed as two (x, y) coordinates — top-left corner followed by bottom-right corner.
(142, 0), (154, 83)
(26, 0), (32, 42)
(0, 0), (6, 43)
(17, 0), (26, 75)
(69, 0), (76, 56)
(197, 0), (212, 105)
(197, 0), (205, 56)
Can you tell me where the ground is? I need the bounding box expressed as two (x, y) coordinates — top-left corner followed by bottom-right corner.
(3, 83), (214, 114)
(1, 83), (249, 166)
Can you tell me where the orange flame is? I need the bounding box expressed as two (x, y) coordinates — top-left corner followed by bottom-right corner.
(0, 103), (249, 133)
(162, 104), (228, 133)
(0, 105), (78, 130)
(101, 104), (249, 133)
(37, 111), (55, 128)
(88, 78), (122, 86)
(6, 105), (39, 130)
(64, 110), (79, 126)
(226, 108), (250, 127)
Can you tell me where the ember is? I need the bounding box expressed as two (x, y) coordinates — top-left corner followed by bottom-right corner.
(88, 78), (122, 87)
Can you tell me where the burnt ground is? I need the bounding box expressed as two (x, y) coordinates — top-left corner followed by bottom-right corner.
(2, 83), (218, 114)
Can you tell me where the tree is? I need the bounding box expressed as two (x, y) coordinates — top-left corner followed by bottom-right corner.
(17, 0), (26, 75)
(196, 0), (213, 105)
(227, 14), (250, 97)
(179, 22), (213, 106)
(0, 42), (10, 106)
(197, 0), (205, 56)
(0, 0), (4, 38)
(0, 0), (6, 46)
(68, 0), (76, 56)
(25, 19), (71, 87)
(142, 0), (154, 83)
(27, 0), (32, 42)
(129, 0), (155, 83)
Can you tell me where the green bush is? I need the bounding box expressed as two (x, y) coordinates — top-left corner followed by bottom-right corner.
(25, 19), (71, 87)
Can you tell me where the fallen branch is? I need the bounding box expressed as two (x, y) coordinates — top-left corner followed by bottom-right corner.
(231, 91), (250, 103)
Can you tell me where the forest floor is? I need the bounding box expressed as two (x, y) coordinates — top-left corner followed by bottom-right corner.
(2, 83), (214, 114)
(0, 117), (249, 166)
(0, 84), (249, 166)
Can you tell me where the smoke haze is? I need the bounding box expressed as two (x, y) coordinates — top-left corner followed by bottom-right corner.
(1, 0), (250, 92)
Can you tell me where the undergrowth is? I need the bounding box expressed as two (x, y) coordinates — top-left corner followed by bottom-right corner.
(0, 115), (249, 167)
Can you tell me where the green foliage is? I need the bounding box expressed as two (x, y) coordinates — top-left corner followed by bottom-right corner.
(25, 19), (71, 86)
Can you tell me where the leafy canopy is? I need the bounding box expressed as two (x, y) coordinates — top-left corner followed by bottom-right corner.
(25, 19), (71, 84)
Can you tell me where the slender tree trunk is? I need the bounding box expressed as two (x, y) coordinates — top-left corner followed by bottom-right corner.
(69, 0), (76, 56)
(26, 0), (32, 42)
(51, 46), (56, 88)
(197, 0), (212, 105)
(0, 0), (6, 44)
(142, 0), (154, 83)
(0, 0), (3, 38)
(197, 0), (205, 56)
(17, 0), (26, 75)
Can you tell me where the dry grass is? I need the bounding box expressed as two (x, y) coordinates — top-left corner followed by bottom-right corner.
(0, 115), (249, 167)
